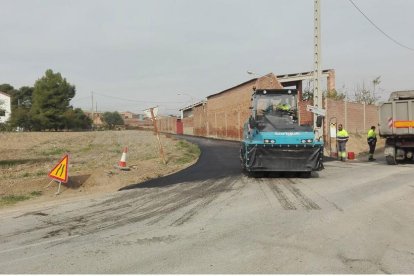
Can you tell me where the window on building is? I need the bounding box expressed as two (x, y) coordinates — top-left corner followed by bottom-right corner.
(0, 109), (5, 117)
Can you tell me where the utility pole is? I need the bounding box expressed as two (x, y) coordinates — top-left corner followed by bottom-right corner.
(313, 0), (323, 139)
(91, 91), (94, 127)
(148, 107), (166, 164)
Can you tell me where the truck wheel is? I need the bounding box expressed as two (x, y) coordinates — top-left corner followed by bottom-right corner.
(386, 155), (397, 165)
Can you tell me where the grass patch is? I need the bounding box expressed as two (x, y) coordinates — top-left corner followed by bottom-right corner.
(36, 171), (45, 176)
(174, 140), (201, 164)
(0, 158), (51, 168)
(30, 191), (43, 197)
(80, 143), (94, 153)
(0, 191), (43, 207)
(41, 147), (70, 156)
(0, 195), (30, 206)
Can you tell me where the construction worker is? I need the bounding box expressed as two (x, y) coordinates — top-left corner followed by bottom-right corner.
(337, 124), (349, 161)
(367, 125), (377, 161)
(276, 102), (291, 112)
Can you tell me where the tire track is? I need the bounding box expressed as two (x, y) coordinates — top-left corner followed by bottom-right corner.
(264, 178), (320, 210)
(283, 182), (321, 210)
(170, 176), (241, 226)
(265, 179), (296, 210)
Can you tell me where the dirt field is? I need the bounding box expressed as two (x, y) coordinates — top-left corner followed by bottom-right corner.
(0, 130), (200, 208)
(0, 129), (383, 209)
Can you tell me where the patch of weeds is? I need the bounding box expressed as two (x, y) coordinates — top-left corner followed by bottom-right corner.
(30, 191), (42, 197)
(36, 171), (45, 176)
(0, 158), (51, 168)
(41, 147), (69, 156)
(0, 195), (31, 207)
(0, 191), (43, 207)
(80, 144), (94, 153)
(22, 172), (30, 177)
(174, 141), (201, 164)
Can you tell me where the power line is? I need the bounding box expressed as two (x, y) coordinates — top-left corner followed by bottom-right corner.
(347, 0), (414, 51)
(70, 95), (90, 103)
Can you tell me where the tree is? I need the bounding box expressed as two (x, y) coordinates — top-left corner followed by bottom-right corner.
(354, 76), (381, 104)
(30, 69), (76, 131)
(326, 86), (346, 101)
(8, 86), (34, 130)
(0, 83), (16, 94)
(11, 86), (33, 109)
(63, 108), (92, 130)
(102, 111), (124, 129)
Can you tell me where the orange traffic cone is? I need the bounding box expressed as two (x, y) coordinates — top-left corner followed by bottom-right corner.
(117, 147), (130, 170)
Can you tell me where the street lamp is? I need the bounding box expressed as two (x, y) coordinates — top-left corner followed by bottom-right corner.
(246, 71), (274, 84)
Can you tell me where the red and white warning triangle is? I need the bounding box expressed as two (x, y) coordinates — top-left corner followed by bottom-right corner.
(48, 154), (69, 183)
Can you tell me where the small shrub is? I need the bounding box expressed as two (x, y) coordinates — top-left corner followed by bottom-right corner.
(30, 191), (42, 197)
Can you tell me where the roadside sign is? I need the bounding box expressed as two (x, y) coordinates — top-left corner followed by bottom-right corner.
(330, 123), (337, 138)
(306, 105), (326, 116)
(48, 154), (69, 183)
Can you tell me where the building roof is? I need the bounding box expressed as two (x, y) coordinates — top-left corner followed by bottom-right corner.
(206, 69), (334, 100)
(207, 78), (258, 99)
(179, 100), (207, 112)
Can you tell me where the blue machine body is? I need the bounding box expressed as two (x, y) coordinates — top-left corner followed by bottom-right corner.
(240, 89), (324, 172)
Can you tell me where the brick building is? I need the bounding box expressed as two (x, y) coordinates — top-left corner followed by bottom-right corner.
(162, 70), (336, 141)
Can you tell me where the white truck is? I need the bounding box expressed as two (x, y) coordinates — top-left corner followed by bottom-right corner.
(379, 90), (414, 164)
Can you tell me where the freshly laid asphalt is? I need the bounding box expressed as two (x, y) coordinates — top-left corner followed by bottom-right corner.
(120, 135), (370, 190)
(121, 135), (242, 189)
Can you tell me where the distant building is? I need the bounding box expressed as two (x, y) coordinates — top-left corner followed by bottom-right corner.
(83, 111), (104, 127)
(0, 91), (11, 123)
(119, 111), (147, 127)
(120, 111), (135, 119)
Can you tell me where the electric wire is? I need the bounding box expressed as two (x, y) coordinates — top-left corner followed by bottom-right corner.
(347, 0), (414, 51)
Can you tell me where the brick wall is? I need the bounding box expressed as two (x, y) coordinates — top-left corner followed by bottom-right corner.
(193, 104), (208, 136)
(157, 71), (380, 142)
(326, 99), (379, 134)
(157, 98), (379, 147)
(157, 116), (178, 134)
(207, 82), (253, 140)
(157, 75), (319, 140)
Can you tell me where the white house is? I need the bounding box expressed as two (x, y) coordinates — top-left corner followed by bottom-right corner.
(0, 91), (11, 123)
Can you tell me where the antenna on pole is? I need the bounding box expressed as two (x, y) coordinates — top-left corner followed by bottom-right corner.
(91, 91), (94, 129)
(313, 0), (323, 139)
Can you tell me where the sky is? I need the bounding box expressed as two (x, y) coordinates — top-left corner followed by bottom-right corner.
(1, 0), (413, 115)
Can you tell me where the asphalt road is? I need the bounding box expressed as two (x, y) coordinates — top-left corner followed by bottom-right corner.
(0, 136), (413, 273)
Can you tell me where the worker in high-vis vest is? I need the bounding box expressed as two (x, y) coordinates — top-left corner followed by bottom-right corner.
(337, 124), (349, 161)
(367, 125), (377, 161)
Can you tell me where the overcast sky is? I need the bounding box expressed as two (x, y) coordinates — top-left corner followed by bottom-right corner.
(1, 0), (413, 115)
